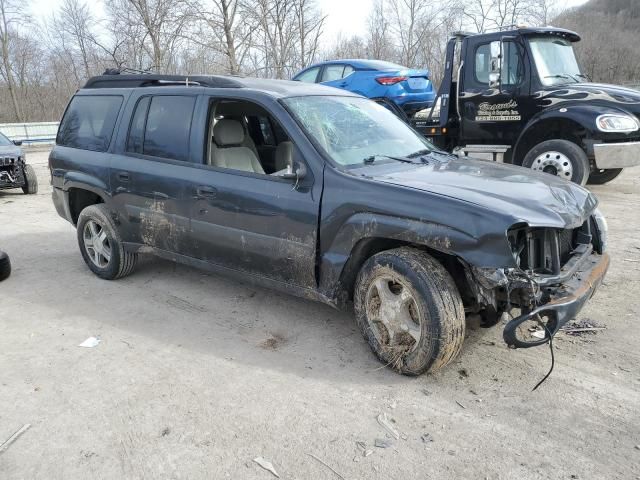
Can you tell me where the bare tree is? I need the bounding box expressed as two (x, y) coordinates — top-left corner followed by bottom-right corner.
(105, 0), (190, 72)
(187, 0), (253, 74)
(0, 0), (28, 121)
(366, 0), (394, 59)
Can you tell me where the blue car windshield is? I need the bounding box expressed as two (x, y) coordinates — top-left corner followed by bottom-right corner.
(283, 96), (436, 166)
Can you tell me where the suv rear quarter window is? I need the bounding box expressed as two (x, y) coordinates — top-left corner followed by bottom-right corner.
(57, 95), (123, 152)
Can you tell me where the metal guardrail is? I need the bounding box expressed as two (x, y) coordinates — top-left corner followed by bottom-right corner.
(0, 122), (59, 145)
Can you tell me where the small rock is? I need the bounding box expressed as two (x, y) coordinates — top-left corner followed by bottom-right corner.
(374, 438), (393, 448)
(421, 433), (434, 443)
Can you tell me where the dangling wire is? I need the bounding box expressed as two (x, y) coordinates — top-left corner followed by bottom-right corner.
(532, 323), (555, 391)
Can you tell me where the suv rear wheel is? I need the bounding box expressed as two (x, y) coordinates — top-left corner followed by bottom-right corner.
(354, 247), (465, 375)
(522, 139), (589, 185)
(77, 204), (137, 280)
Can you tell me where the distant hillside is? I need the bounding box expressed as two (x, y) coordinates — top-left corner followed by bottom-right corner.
(555, 0), (640, 84)
(581, 0), (640, 19)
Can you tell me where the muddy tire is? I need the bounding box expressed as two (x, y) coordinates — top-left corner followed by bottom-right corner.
(587, 168), (623, 185)
(354, 247), (466, 375)
(22, 164), (38, 194)
(0, 250), (11, 281)
(522, 139), (590, 185)
(77, 204), (137, 280)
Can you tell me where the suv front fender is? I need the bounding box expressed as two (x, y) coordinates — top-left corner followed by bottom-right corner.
(318, 212), (513, 299)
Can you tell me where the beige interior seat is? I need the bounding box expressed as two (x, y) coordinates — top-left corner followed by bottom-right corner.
(211, 119), (264, 174)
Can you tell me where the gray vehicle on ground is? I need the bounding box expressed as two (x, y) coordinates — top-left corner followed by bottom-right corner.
(0, 132), (37, 194)
(49, 72), (609, 375)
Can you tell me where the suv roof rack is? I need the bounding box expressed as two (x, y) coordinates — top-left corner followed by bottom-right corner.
(84, 72), (244, 89)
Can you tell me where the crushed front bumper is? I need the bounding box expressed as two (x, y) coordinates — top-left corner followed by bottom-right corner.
(503, 251), (610, 349)
(593, 141), (640, 169)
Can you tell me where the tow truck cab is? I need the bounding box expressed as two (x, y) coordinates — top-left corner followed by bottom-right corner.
(413, 27), (640, 185)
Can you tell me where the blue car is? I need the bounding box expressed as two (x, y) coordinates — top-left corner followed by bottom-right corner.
(292, 59), (435, 116)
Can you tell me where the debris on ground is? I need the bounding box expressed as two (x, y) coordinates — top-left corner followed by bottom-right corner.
(458, 368), (469, 378)
(160, 427), (170, 437)
(376, 412), (400, 439)
(258, 333), (286, 351)
(355, 441), (373, 458)
(374, 438), (393, 448)
(560, 319), (606, 336)
(455, 400), (467, 409)
(306, 453), (345, 479)
(531, 329), (546, 339)
(253, 457), (279, 478)
(78, 337), (100, 348)
(0, 424), (31, 454)
(421, 433), (434, 443)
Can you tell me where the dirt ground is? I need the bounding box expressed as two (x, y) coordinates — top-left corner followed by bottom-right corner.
(1, 149), (639, 480)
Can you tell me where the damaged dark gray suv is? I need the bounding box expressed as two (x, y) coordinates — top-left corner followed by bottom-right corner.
(49, 72), (610, 375)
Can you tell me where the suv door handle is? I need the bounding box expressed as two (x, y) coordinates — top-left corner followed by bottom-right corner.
(195, 186), (217, 198)
(117, 171), (130, 182)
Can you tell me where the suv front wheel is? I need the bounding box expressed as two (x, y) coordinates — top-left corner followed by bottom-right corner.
(354, 247), (466, 375)
(77, 204), (137, 280)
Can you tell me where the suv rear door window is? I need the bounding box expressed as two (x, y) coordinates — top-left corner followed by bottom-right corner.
(126, 95), (195, 161)
(143, 96), (195, 161)
(57, 95), (123, 152)
(126, 96), (150, 154)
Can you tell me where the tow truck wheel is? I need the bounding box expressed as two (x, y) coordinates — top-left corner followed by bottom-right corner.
(522, 139), (589, 185)
(587, 168), (623, 185)
(354, 247), (465, 376)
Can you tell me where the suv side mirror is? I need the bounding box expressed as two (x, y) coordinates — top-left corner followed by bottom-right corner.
(12, 140), (22, 146)
(489, 40), (502, 89)
(281, 162), (307, 181)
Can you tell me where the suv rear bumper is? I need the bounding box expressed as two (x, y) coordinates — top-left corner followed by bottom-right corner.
(593, 141), (640, 169)
(52, 186), (72, 223)
(503, 251), (610, 349)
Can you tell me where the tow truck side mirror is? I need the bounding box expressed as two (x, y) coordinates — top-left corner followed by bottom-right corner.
(489, 40), (502, 89)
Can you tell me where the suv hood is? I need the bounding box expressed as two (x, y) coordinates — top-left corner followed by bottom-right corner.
(359, 157), (597, 229)
(0, 145), (22, 157)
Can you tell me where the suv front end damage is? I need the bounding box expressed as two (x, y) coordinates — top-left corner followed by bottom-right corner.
(0, 155), (26, 190)
(469, 209), (609, 348)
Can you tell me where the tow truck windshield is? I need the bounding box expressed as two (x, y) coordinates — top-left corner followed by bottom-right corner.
(529, 36), (583, 87)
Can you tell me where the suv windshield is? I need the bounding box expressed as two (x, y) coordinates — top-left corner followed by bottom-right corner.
(283, 96), (436, 166)
(529, 36), (584, 86)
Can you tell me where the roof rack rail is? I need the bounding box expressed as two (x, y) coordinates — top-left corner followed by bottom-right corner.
(83, 73), (244, 89)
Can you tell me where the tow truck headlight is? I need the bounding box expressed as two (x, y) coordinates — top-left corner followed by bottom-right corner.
(596, 114), (639, 133)
(592, 208), (608, 253)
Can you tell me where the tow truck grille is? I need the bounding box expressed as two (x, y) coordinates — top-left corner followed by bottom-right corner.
(0, 156), (17, 166)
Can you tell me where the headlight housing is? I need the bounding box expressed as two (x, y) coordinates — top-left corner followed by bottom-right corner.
(414, 109), (430, 119)
(596, 114), (639, 133)
(592, 208), (608, 253)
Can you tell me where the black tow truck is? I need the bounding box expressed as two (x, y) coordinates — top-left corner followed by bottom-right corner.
(412, 26), (640, 185)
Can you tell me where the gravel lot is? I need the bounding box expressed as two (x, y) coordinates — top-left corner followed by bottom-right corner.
(1, 149), (639, 479)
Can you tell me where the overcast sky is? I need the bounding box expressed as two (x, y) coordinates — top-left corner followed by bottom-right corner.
(29, 0), (590, 39)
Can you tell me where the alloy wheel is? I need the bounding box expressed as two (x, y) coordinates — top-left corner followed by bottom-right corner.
(83, 220), (112, 268)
